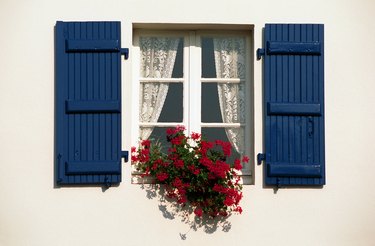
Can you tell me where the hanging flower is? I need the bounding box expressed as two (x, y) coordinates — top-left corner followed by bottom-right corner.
(131, 126), (248, 218)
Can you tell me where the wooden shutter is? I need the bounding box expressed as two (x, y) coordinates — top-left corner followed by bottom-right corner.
(259, 24), (325, 186)
(55, 21), (128, 186)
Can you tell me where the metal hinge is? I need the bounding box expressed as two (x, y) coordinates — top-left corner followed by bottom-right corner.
(257, 48), (265, 60)
(120, 48), (129, 60)
(121, 150), (129, 162)
(257, 153), (266, 165)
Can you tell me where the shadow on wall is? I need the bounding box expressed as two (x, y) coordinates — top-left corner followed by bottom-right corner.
(140, 184), (232, 239)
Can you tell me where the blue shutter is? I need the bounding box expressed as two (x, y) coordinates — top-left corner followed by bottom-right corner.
(55, 21), (128, 186)
(259, 24), (325, 186)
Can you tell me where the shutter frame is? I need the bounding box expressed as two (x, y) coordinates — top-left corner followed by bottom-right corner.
(55, 21), (125, 185)
(261, 24), (325, 186)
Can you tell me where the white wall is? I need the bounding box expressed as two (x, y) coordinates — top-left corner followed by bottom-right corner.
(1, 0), (375, 245)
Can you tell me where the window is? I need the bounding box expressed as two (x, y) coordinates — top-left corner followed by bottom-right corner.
(132, 28), (253, 184)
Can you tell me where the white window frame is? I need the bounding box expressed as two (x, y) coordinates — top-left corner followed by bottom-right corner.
(131, 26), (254, 184)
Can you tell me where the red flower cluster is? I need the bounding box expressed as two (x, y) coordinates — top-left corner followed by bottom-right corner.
(156, 172), (169, 182)
(131, 126), (248, 218)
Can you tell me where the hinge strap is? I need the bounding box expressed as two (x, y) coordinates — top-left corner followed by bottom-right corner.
(120, 48), (129, 60)
(121, 151), (129, 162)
(257, 48), (265, 60)
(257, 153), (266, 165)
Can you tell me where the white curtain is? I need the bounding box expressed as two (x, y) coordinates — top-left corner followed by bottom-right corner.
(213, 38), (246, 154)
(139, 37), (180, 140)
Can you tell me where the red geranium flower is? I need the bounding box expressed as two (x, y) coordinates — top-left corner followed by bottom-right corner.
(234, 159), (242, 170)
(131, 126), (243, 218)
(174, 159), (184, 168)
(156, 172), (168, 182)
(141, 139), (151, 147)
(191, 132), (201, 140)
(194, 207), (203, 217)
(242, 156), (249, 163)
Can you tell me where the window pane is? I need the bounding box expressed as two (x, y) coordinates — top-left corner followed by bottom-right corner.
(201, 37), (216, 78)
(201, 83), (222, 123)
(139, 37), (184, 125)
(210, 37), (246, 79)
(140, 37), (183, 78)
(202, 36), (246, 79)
(146, 127), (173, 153)
(158, 83), (183, 122)
(201, 127), (241, 164)
(172, 40), (183, 78)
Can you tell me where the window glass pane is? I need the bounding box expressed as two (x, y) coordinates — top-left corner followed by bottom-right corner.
(211, 37), (246, 79)
(201, 83), (222, 123)
(201, 127), (241, 164)
(146, 127), (173, 153)
(139, 37), (184, 126)
(172, 40), (183, 78)
(158, 83), (183, 122)
(201, 37), (216, 78)
(139, 37), (183, 78)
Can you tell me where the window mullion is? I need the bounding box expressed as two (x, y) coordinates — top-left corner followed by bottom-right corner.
(183, 34), (190, 132)
(188, 32), (201, 135)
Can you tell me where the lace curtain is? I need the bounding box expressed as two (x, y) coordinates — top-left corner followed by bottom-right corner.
(213, 38), (246, 154)
(139, 37), (180, 140)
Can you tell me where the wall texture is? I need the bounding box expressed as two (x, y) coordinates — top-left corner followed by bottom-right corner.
(0, 0), (374, 245)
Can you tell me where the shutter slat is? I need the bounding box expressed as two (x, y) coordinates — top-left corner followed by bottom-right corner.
(267, 41), (321, 55)
(66, 161), (121, 175)
(262, 24), (325, 186)
(66, 40), (120, 52)
(267, 163), (321, 177)
(55, 21), (123, 185)
(267, 103), (321, 116)
(66, 100), (121, 113)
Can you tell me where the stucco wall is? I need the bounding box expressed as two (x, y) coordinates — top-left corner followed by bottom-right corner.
(0, 0), (374, 245)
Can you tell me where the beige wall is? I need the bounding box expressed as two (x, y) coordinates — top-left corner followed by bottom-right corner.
(1, 0), (375, 245)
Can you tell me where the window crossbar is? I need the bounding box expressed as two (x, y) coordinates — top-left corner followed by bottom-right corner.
(200, 78), (244, 83)
(201, 123), (244, 128)
(138, 78), (244, 83)
(139, 78), (184, 83)
(139, 122), (184, 127)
